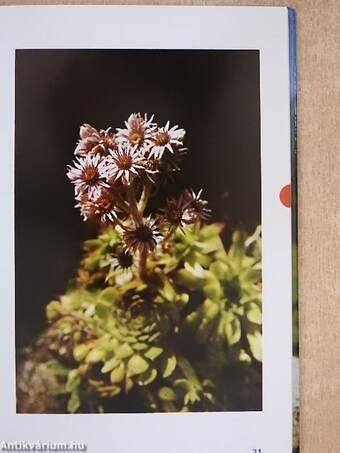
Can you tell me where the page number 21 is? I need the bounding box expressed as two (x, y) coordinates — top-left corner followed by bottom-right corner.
(252, 450), (261, 453)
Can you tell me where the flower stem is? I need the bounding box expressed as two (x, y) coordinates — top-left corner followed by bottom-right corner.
(115, 218), (128, 231)
(139, 248), (147, 279)
(138, 181), (152, 215)
(127, 184), (142, 224)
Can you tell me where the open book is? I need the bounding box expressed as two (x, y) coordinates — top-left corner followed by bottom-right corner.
(0, 6), (298, 453)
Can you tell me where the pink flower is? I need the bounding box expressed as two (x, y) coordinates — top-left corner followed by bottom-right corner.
(116, 113), (155, 148)
(75, 124), (117, 156)
(67, 154), (108, 199)
(104, 144), (144, 186)
(181, 189), (211, 224)
(150, 121), (185, 158)
(75, 188), (119, 223)
(123, 217), (163, 254)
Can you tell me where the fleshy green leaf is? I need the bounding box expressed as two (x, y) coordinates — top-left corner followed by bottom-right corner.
(95, 303), (111, 319)
(203, 278), (222, 300)
(46, 301), (61, 321)
(161, 355), (177, 378)
(127, 355), (149, 376)
(133, 342), (148, 351)
(158, 387), (177, 401)
(67, 390), (80, 413)
(99, 287), (119, 303)
(74, 344), (92, 362)
(199, 223), (224, 239)
(176, 269), (205, 289)
(246, 302), (262, 325)
(66, 370), (81, 392)
(84, 255), (102, 272)
(162, 280), (176, 302)
(110, 363), (125, 384)
(144, 346), (163, 361)
(177, 356), (201, 388)
(224, 314), (241, 345)
(116, 343), (134, 359)
(83, 239), (102, 250)
(85, 348), (105, 364)
(210, 261), (229, 280)
(101, 357), (119, 373)
(38, 360), (69, 377)
(195, 300), (219, 343)
(137, 368), (158, 386)
(247, 331), (262, 361)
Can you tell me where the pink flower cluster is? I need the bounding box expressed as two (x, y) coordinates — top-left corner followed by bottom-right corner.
(66, 113), (210, 276)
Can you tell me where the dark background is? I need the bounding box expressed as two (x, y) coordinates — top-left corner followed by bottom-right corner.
(15, 50), (260, 347)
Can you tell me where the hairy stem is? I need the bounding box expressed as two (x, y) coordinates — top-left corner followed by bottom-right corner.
(127, 184), (142, 224)
(138, 181), (152, 215)
(115, 217), (128, 231)
(139, 248), (147, 280)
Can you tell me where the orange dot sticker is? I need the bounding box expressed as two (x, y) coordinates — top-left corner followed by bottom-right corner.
(279, 184), (291, 208)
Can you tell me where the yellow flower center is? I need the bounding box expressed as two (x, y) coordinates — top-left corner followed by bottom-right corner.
(129, 131), (144, 146)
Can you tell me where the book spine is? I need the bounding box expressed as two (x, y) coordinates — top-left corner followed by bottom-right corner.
(288, 7), (299, 453)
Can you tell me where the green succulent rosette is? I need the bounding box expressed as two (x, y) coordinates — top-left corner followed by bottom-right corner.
(34, 223), (262, 413)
